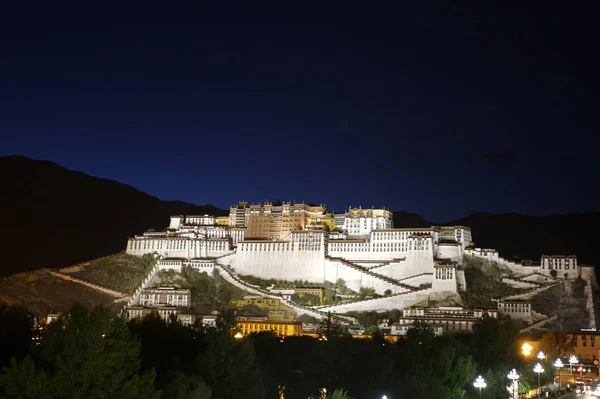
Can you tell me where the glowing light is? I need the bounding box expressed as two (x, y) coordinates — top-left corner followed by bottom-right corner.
(234, 332), (243, 339)
(473, 375), (486, 398)
(537, 351), (545, 360)
(569, 355), (579, 365)
(534, 363), (544, 373)
(522, 343), (532, 356)
(554, 358), (564, 368)
(473, 375), (487, 389)
(507, 369), (519, 399)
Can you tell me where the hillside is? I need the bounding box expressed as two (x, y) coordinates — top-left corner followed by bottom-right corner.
(0, 155), (226, 277)
(61, 253), (156, 294)
(0, 269), (121, 316)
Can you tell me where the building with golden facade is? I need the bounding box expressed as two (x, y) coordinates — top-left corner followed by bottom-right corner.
(231, 200), (330, 240)
(236, 320), (303, 337)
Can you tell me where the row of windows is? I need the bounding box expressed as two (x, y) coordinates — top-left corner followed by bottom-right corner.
(130, 240), (230, 251)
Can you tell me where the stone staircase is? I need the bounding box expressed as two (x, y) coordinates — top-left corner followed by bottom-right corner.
(313, 286), (433, 314)
(397, 272), (433, 283)
(502, 281), (563, 301)
(327, 256), (416, 291)
(213, 261), (355, 324)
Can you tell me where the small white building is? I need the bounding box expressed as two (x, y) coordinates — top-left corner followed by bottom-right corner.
(200, 315), (217, 328)
(185, 215), (215, 226)
(540, 255), (578, 279)
(340, 207), (393, 236)
(138, 286), (191, 307)
(497, 299), (533, 323)
(432, 261), (458, 293)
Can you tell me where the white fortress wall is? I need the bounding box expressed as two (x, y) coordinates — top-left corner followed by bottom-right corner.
(436, 242), (462, 263)
(404, 242), (435, 276)
(318, 289), (433, 313)
(323, 259), (410, 295)
(395, 274), (433, 288)
(354, 261), (388, 269)
(127, 237), (231, 259)
(233, 241), (325, 283)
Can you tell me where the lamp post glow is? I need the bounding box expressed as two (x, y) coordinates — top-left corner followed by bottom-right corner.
(473, 375), (486, 399)
(522, 343), (532, 356)
(534, 363), (544, 398)
(554, 358), (564, 391)
(569, 355), (578, 374)
(507, 369), (520, 399)
(382, 396), (388, 399)
(537, 351), (546, 362)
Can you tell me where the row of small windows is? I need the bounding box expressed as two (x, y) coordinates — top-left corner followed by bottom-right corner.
(239, 244), (291, 252)
(131, 240), (230, 251)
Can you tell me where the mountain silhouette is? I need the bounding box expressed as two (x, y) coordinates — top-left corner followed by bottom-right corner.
(0, 156), (226, 277)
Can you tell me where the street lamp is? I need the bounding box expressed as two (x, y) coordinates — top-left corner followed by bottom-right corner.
(473, 375), (486, 399)
(507, 369), (520, 399)
(382, 396), (388, 399)
(522, 343), (532, 356)
(537, 351), (546, 362)
(554, 358), (564, 391)
(534, 363), (544, 398)
(569, 355), (579, 373)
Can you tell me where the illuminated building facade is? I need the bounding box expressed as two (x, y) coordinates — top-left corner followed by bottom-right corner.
(391, 307), (498, 335)
(236, 320), (303, 337)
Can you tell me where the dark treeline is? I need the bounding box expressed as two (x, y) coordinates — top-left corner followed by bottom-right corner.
(0, 303), (557, 399)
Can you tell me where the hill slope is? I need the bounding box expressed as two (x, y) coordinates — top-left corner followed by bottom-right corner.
(0, 269), (120, 316)
(0, 155), (226, 277)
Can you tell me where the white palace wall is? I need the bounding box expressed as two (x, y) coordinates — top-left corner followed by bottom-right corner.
(317, 289), (433, 313)
(127, 238), (231, 258)
(323, 259), (410, 295)
(436, 243), (462, 262)
(233, 242), (326, 283)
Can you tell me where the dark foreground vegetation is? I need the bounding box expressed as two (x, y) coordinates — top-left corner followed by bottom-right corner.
(1, 303), (559, 399)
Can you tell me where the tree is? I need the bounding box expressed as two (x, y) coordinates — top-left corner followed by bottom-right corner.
(550, 269), (558, 278)
(357, 287), (377, 300)
(0, 304), (33, 368)
(330, 388), (353, 399)
(317, 313), (349, 340)
(160, 371), (211, 399)
(384, 289), (392, 296)
(0, 303), (158, 399)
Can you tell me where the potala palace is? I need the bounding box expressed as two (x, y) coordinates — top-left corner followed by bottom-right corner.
(124, 200), (598, 332)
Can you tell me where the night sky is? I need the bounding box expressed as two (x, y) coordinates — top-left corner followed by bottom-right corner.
(1, 3), (597, 221)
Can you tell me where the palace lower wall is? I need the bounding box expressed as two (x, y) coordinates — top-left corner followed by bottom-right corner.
(317, 289), (433, 313)
(327, 249), (406, 261)
(436, 244), (462, 262)
(395, 274), (432, 288)
(323, 259), (410, 295)
(232, 249), (326, 283)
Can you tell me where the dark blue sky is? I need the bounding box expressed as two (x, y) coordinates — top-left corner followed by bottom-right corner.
(1, 3), (597, 221)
